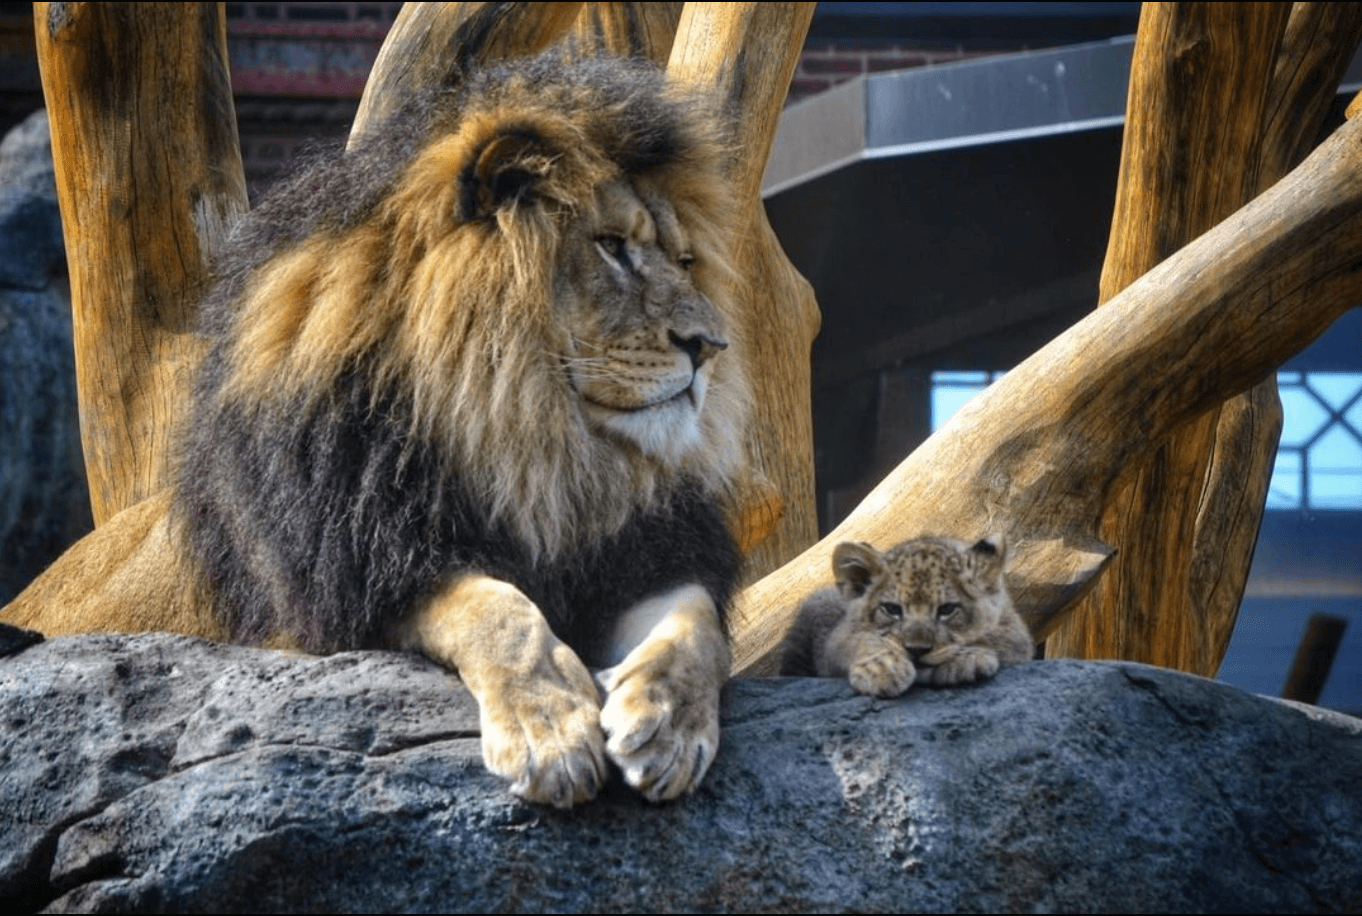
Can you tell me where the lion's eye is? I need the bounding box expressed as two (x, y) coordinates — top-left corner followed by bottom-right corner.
(678, 252), (696, 270)
(937, 602), (962, 620)
(877, 602), (903, 620)
(596, 235), (630, 267)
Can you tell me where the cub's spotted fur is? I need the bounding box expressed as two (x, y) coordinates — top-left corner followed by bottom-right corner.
(780, 535), (1033, 697)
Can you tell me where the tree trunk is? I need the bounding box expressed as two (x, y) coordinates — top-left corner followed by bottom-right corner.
(35, 1), (248, 525)
(667, 2), (821, 578)
(27, 2), (1362, 683)
(1047, 2), (1362, 674)
(349, 2), (585, 146)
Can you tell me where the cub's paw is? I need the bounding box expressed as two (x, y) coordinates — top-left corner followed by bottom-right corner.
(921, 644), (1000, 685)
(848, 641), (916, 698)
(478, 641), (606, 809)
(597, 641), (722, 803)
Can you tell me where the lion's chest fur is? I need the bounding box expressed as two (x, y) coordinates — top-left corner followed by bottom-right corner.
(176, 374), (738, 661)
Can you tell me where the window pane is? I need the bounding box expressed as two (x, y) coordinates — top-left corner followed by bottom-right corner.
(1307, 372), (1362, 412)
(1279, 384), (1329, 448)
(1266, 450), (1301, 510)
(1308, 425), (1362, 510)
(931, 385), (984, 430)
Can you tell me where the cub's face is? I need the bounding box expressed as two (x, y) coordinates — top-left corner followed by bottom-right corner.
(558, 176), (729, 466)
(833, 536), (1010, 662)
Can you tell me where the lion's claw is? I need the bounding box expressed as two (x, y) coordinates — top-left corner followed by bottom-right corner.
(921, 644), (1000, 685)
(847, 642), (916, 698)
(597, 658), (720, 803)
(478, 643), (607, 808)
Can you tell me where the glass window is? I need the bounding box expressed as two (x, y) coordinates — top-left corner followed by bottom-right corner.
(1269, 372), (1362, 511)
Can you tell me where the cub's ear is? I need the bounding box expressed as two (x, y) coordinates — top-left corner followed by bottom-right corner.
(459, 127), (560, 222)
(832, 541), (884, 599)
(969, 534), (1008, 586)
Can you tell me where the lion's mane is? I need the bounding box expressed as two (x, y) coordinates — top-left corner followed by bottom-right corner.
(174, 54), (746, 660)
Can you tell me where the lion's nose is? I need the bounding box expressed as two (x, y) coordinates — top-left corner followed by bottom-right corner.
(669, 329), (728, 369)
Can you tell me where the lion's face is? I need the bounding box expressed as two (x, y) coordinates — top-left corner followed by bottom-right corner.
(557, 177), (729, 465)
(216, 60), (746, 559)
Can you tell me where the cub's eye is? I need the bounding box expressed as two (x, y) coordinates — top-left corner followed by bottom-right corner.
(876, 602), (903, 620)
(937, 602), (962, 620)
(596, 235), (629, 266)
(677, 252), (696, 270)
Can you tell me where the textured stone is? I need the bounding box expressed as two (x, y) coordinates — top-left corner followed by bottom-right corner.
(1, 627), (1359, 913)
(0, 110), (91, 603)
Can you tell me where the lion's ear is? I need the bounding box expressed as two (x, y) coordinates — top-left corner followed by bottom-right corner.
(969, 534), (1008, 587)
(459, 128), (560, 222)
(832, 541), (884, 599)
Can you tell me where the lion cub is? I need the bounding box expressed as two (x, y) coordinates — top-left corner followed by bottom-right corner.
(780, 535), (1033, 697)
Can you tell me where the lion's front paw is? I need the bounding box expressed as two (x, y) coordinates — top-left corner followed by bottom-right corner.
(478, 641), (606, 808)
(921, 644), (1000, 685)
(848, 642), (916, 698)
(596, 643), (721, 803)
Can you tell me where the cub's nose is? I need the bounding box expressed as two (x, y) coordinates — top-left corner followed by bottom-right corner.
(669, 329), (728, 369)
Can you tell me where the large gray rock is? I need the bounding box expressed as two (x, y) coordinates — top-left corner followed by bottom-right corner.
(2, 627), (1359, 913)
(0, 110), (91, 603)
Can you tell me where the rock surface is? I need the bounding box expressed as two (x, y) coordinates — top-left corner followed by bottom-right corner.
(2, 627), (1359, 913)
(0, 110), (92, 603)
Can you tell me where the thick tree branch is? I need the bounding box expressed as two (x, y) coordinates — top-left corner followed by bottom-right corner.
(668, 3), (821, 582)
(736, 110), (1362, 673)
(350, 1), (583, 145)
(1049, 2), (1362, 673)
(35, 1), (248, 524)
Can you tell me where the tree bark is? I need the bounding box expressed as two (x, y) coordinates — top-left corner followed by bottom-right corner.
(29, 2), (1362, 684)
(667, 2), (821, 580)
(34, 1), (248, 525)
(566, 2), (684, 59)
(1047, 2), (1362, 674)
(350, 1), (584, 146)
(734, 107), (1362, 673)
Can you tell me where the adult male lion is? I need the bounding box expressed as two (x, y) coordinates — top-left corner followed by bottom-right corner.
(2, 54), (748, 808)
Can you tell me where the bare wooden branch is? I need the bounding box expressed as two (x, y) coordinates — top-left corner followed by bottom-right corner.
(349, 2), (819, 567)
(1048, 2), (1362, 674)
(1259, 2), (1362, 179)
(349, 1), (583, 145)
(1047, 3), (1289, 672)
(1280, 613), (1348, 704)
(35, 1), (248, 524)
(735, 109), (1362, 674)
(667, 3), (821, 580)
(566, 2), (683, 59)
(28, 2), (1357, 686)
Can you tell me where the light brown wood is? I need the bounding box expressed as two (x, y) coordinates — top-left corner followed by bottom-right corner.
(566, 2), (683, 59)
(1048, 2), (1362, 674)
(1259, 4), (1362, 179)
(1186, 2), (1362, 672)
(1047, 2), (1288, 671)
(668, 2), (821, 590)
(349, 1), (583, 146)
(734, 108), (1362, 674)
(35, 1), (248, 524)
